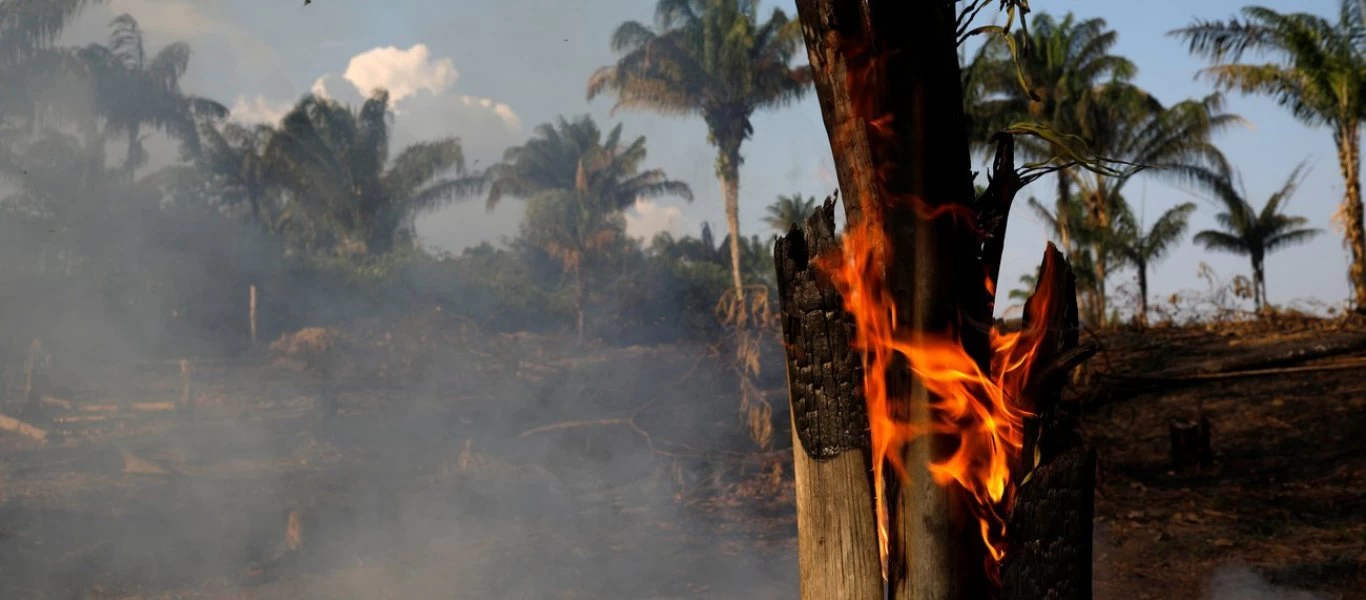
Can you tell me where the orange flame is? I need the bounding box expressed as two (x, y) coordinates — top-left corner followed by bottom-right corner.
(817, 218), (1055, 578)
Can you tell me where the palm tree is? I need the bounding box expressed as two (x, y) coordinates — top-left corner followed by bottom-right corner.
(1173, 2), (1366, 312)
(487, 115), (692, 342)
(79, 15), (227, 177)
(965, 12), (1144, 248)
(198, 121), (278, 231)
(1069, 92), (1241, 321)
(1111, 200), (1197, 322)
(1193, 165), (1322, 312)
(587, 0), (811, 299)
(1026, 193), (1110, 315)
(762, 192), (817, 232)
(266, 90), (483, 255)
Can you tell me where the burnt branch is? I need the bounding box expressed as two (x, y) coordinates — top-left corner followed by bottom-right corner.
(978, 132), (1022, 305)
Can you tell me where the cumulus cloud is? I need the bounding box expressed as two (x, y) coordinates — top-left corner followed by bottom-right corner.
(342, 44), (458, 103)
(227, 95), (291, 126)
(624, 199), (687, 241)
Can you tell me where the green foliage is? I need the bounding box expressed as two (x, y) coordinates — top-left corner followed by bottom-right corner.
(265, 90), (483, 256)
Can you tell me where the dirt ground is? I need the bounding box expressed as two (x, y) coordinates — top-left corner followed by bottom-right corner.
(0, 318), (1362, 599)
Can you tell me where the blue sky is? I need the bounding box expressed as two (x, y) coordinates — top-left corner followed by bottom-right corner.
(62, 0), (1351, 314)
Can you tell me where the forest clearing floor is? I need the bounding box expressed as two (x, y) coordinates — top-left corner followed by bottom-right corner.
(0, 318), (1362, 598)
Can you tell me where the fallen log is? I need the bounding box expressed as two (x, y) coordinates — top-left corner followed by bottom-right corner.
(0, 412), (48, 442)
(78, 401), (178, 413)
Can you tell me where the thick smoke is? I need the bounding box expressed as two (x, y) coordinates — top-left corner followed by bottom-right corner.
(1207, 564), (1328, 600)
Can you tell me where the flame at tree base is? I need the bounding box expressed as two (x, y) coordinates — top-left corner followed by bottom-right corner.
(816, 217), (1058, 581)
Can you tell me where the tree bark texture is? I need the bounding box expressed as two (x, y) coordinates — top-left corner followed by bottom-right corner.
(1336, 123), (1366, 312)
(720, 153), (745, 300)
(776, 198), (882, 600)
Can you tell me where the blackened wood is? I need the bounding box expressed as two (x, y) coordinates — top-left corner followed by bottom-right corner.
(1020, 244), (1084, 473)
(1001, 447), (1095, 600)
(1004, 244), (1094, 600)
(776, 197), (868, 460)
(775, 197), (883, 600)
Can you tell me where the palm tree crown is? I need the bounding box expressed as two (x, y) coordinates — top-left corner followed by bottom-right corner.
(266, 89), (482, 256)
(488, 114), (692, 342)
(1194, 164), (1323, 312)
(762, 192), (817, 232)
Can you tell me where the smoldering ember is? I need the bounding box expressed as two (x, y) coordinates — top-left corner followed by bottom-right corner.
(0, 1), (1362, 599)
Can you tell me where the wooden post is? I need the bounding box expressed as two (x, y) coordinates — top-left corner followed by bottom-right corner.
(794, 1), (991, 598)
(775, 199), (883, 600)
(249, 285), (258, 348)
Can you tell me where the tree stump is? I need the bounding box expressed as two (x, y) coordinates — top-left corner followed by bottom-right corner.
(1168, 415), (1212, 470)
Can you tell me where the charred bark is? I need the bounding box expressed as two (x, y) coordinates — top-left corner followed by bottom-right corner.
(775, 197), (882, 600)
(1002, 244), (1095, 600)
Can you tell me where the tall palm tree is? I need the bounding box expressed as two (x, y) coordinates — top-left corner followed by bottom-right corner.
(487, 115), (692, 342)
(1194, 165), (1322, 312)
(266, 90), (483, 256)
(1172, 2), (1366, 312)
(762, 192), (817, 232)
(1111, 200), (1197, 322)
(965, 12), (1143, 248)
(587, 0), (811, 299)
(79, 14), (226, 176)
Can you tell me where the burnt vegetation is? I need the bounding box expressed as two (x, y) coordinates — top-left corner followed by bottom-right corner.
(0, 1), (1361, 599)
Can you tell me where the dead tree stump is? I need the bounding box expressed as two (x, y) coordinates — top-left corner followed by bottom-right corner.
(1168, 415), (1212, 470)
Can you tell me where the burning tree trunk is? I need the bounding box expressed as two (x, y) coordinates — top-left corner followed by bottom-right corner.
(781, 1), (1095, 598)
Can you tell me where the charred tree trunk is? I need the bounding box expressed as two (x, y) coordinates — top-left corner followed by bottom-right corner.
(776, 198), (882, 600)
(786, 2), (1094, 599)
(1002, 244), (1096, 600)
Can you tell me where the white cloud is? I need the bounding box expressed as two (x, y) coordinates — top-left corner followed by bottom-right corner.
(342, 44), (457, 103)
(624, 198), (686, 241)
(228, 95), (291, 126)
(458, 95), (521, 130)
